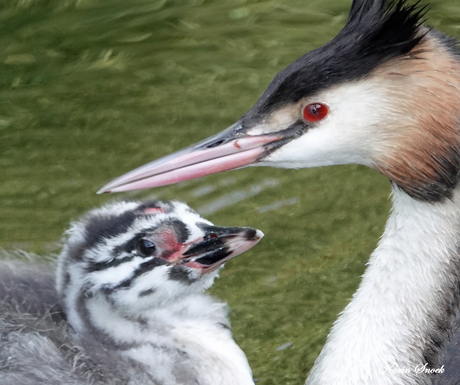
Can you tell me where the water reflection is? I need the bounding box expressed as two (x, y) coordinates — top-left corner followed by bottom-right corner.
(257, 197), (299, 213)
(197, 178), (279, 215)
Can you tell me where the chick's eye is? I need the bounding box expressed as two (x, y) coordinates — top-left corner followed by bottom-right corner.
(137, 238), (156, 257)
(302, 103), (329, 122)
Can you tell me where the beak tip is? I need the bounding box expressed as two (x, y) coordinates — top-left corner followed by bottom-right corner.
(96, 187), (110, 194)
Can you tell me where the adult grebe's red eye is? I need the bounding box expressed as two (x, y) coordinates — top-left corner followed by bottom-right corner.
(302, 103), (329, 122)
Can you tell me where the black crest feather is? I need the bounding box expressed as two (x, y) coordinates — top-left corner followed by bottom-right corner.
(249, 0), (428, 115)
(347, 0), (385, 24)
(342, 0), (428, 59)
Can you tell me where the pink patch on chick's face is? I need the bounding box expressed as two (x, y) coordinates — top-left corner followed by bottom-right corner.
(144, 208), (164, 214)
(153, 227), (197, 265)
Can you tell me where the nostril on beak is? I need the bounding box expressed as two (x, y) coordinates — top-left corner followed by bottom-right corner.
(205, 139), (226, 148)
(204, 233), (218, 240)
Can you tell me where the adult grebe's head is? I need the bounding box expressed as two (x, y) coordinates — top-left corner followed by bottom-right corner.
(99, 0), (460, 203)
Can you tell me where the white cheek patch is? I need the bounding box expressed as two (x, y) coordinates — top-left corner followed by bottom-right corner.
(128, 265), (167, 293)
(113, 265), (196, 310)
(263, 80), (388, 169)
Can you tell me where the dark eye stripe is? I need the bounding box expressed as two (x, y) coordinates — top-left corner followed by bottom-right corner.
(87, 255), (136, 273)
(169, 219), (190, 244)
(138, 288), (155, 297)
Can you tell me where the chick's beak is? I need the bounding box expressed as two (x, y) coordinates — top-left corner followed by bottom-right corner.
(97, 123), (283, 193)
(179, 226), (264, 273)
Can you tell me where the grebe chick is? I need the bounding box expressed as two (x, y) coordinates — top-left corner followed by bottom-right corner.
(0, 200), (263, 385)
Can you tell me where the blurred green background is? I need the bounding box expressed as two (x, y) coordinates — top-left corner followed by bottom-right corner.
(1, 0), (459, 383)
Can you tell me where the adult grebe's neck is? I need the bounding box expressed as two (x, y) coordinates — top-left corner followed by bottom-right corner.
(306, 186), (460, 385)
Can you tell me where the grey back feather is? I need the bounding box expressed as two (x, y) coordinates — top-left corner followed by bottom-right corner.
(0, 261), (159, 385)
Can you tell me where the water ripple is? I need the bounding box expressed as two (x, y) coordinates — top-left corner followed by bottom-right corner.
(197, 179), (280, 215)
(257, 197), (299, 213)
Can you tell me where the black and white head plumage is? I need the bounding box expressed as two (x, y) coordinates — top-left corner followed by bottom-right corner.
(1, 200), (262, 385)
(57, 200), (261, 333)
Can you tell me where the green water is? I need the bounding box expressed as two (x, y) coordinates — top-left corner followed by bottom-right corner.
(1, 0), (460, 383)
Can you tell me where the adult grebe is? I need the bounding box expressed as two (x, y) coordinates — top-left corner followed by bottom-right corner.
(98, 1), (460, 383)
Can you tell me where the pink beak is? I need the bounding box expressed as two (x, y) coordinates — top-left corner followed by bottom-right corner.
(97, 125), (282, 193)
